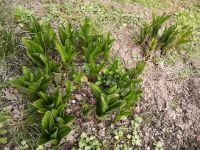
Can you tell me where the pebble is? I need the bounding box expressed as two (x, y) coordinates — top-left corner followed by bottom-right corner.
(72, 100), (76, 104)
(75, 94), (82, 101)
(197, 135), (200, 142)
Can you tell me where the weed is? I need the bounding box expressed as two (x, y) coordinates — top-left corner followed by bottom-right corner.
(0, 109), (11, 145)
(73, 132), (102, 150)
(0, 29), (18, 61)
(109, 115), (142, 149)
(12, 5), (33, 24)
(154, 140), (164, 150)
(169, 100), (178, 110)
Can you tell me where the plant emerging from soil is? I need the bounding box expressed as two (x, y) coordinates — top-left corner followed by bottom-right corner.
(138, 13), (192, 59)
(9, 17), (145, 148)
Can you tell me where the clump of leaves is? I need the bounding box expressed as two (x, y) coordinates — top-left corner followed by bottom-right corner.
(58, 23), (78, 46)
(79, 18), (114, 81)
(0, 110), (11, 145)
(0, 28), (18, 61)
(32, 83), (72, 114)
(12, 5), (33, 24)
(38, 108), (73, 146)
(25, 17), (56, 52)
(33, 87), (64, 114)
(109, 115), (142, 149)
(73, 132), (102, 150)
(55, 40), (76, 67)
(22, 37), (60, 74)
(154, 140), (164, 150)
(88, 59), (145, 121)
(10, 66), (50, 97)
(138, 13), (192, 58)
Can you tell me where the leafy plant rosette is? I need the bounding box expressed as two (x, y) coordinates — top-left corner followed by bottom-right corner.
(38, 108), (74, 146)
(138, 13), (192, 58)
(10, 66), (50, 97)
(88, 59), (145, 122)
(32, 87), (64, 114)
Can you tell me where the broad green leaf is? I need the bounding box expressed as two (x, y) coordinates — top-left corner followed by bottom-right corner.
(88, 82), (102, 98)
(58, 126), (71, 139)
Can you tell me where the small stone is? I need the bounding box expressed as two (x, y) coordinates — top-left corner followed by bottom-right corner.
(98, 128), (105, 137)
(134, 106), (140, 113)
(65, 109), (71, 113)
(97, 123), (104, 128)
(75, 94), (82, 101)
(72, 100), (76, 104)
(197, 135), (200, 142)
(177, 134), (182, 139)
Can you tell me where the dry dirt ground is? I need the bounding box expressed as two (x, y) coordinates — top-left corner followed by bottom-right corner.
(1, 0), (200, 149)
(112, 25), (200, 149)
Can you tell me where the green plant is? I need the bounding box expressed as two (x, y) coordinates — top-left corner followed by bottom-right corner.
(81, 33), (114, 62)
(138, 13), (192, 58)
(28, 17), (43, 33)
(22, 38), (60, 74)
(10, 66), (50, 96)
(109, 115), (142, 149)
(39, 54), (60, 75)
(73, 71), (83, 85)
(84, 48), (106, 81)
(58, 23), (77, 46)
(0, 28), (18, 60)
(139, 13), (170, 45)
(74, 132), (102, 150)
(79, 18), (114, 69)
(32, 87), (64, 114)
(0, 110), (11, 145)
(12, 5), (33, 24)
(20, 140), (29, 150)
(82, 102), (92, 119)
(32, 81), (72, 114)
(33, 23), (56, 52)
(38, 109), (73, 146)
(88, 60), (145, 121)
(89, 85), (125, 120)
(159, 24), (192, 55)
(22, 38), (45, 66)
(55, 40), (76, 67)
(154, 140), (164, 150)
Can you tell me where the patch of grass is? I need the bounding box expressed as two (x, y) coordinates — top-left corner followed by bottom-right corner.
(131, 0), (171, 9)
(41, 1), (137, 32)
(0, 1), (19, 61)
(0, 29), (18, 61)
